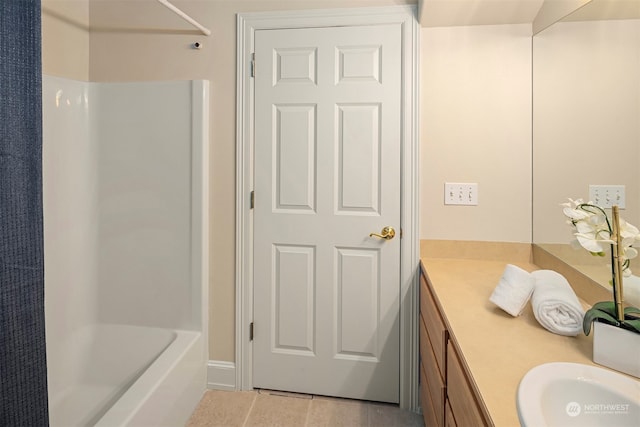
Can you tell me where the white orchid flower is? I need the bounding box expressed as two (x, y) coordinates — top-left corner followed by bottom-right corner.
(588, 212), (607, 226)
(569, 238), (584, 250)
(620, 219), (640, 240)
(562, 199), (591, 219)
(563, 207), (592, 221)
(574, 220), (613, 254)
(561, 198), (585, 208)
(623, 246), (638, 261)
(618, 218), (640, 263)
(573, 234), (608, 254)
(563, 199), (640, 276)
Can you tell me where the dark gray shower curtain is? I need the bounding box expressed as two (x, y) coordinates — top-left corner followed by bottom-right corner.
(0, 0), (49, 425)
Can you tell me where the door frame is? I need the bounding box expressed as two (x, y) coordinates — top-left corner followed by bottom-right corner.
(235, 5), (420, 410)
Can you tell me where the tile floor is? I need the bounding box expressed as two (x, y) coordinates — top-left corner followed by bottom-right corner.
(187, 390), (425, 427)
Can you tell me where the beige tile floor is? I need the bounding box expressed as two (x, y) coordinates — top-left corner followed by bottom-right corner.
(187, 390), (425, 427)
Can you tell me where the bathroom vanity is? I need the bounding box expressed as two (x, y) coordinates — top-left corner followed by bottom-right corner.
(418, 241), (603, 426)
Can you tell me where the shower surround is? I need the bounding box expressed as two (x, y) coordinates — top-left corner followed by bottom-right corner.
(42, 75), (209, 426)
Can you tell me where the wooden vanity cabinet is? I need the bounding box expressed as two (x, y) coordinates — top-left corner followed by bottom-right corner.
(445, 400), (457, 427)
(420, 362), (438, 427)
(447, 341), (489, 426)
(419, 273), (446, 427)
(419, 266), (491, 427)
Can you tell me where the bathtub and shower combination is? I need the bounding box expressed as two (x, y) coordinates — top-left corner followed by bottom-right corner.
(42, 76), (210, 426)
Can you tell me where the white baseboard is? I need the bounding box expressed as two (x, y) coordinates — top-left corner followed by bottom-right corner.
(207, 360), (236, 391)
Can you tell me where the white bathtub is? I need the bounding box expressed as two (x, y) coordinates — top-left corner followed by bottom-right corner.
(43, 76), (209, 426)
(48, 324), (205, 427)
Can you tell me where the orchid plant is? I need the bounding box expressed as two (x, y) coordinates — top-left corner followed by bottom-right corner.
(562, 198), (640, 276)
(562, 198), (640, 335)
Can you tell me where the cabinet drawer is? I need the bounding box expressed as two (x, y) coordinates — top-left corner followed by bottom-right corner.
(420, 272), (447, 374)
(420, 363), (439, 427)
(446, 341), (489, 427)
(420, 315), (445, 427)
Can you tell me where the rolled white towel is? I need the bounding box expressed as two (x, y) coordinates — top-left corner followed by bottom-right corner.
(531, 270), (584, 336)
(489, 264), (535, 317)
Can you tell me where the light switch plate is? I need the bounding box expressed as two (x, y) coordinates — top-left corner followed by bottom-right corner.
(444, 182), (478, 206)
(589, 185), (625, 209)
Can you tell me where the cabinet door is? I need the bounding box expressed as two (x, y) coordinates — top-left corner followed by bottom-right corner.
(420, 272), (447, 373)
(445, 399), (457, 427)
(446, 341), (489, 427)
(420, 363), (439, 427)
(420, 315), (445, 426)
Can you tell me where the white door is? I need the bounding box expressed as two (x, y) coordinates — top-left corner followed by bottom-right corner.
(253, 24), (402, 403)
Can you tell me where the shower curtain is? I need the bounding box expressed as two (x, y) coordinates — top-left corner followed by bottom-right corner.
(0, 0), (49, 425)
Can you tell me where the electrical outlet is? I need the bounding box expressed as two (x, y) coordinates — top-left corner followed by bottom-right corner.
(444, 182), (478, 206)
(589, 185), (625, 209)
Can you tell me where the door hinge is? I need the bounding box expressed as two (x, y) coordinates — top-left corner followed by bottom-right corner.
(250, 191), (255, 209)
(250, 53), (255, 78)
(249, 322), (254, 341)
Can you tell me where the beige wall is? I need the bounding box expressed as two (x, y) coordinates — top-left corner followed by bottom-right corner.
(533, 19), (640, 244)
(420, 24), (533, 243)
(41, 0), (534, 363)
(42, 0), (90, 80)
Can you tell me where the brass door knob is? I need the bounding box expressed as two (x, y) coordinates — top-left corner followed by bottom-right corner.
(369, 226), (396, 240)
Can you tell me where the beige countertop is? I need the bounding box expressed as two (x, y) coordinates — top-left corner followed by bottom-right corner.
(420, 255), (596, 427)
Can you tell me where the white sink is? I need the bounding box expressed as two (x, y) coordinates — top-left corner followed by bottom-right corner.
(517, 362), (640, 427)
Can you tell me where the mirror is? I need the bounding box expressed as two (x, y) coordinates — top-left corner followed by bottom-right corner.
(532, 0), (640, 295)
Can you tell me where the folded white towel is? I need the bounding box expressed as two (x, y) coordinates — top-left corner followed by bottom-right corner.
(531, 270), (585, 336)
(489, 264), (535, 317)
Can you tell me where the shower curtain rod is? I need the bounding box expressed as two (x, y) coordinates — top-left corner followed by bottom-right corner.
(157, 0), (211, 36)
